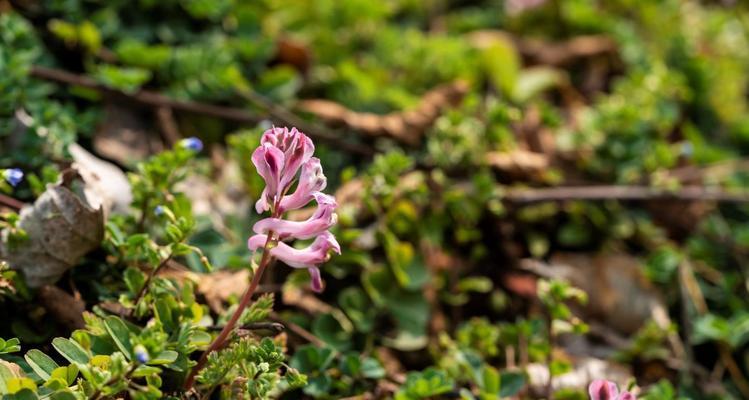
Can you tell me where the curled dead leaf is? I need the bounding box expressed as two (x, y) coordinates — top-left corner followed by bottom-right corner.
(485, 150), (549, 181)
(1, 184), (103, 288)
(69, 143), (133, 217)
(298, 81), (469, 146)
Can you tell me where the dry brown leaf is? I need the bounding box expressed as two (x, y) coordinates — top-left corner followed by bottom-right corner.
(272, 37), (312, 74)
(281, 285), (333, 314)
(298, 81), (469, 146)
(1, 183), (104, 288)
(469, 31), (617, 67)
(69, 143), (133, 217)
(485, 150), (549, 181)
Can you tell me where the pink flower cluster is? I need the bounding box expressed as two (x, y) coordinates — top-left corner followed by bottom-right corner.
(247, 127), (339, 292)
(589, 380), (636, 400)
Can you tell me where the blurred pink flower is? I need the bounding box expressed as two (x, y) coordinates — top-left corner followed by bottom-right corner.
(588, 380), (636, 400)
(505, 0), (547, 15)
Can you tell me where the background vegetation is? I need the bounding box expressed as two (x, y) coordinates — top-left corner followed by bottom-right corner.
(2, 0), (749, 398)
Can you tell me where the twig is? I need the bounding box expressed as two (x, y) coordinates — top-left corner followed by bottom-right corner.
(133, 254), (173, 307)
(30, 66), (374, 156)
(155, 106), (181, 146)
(206, 322), (285, 335)
(0, 193), (24, 210)
(31, 66), (260, 123)
(504, 185), (749, 204)
(269, 312), (325, 347)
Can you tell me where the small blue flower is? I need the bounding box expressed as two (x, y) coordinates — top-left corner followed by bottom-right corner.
(134, 345), (149, 364)
(154, 205), (165, 216)
(180, 137), (203, 152)
(2, 168), (23, 187)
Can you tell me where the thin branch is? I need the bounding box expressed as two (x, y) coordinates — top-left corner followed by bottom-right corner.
(155, 106), (181, 146)
(30, 65), (374, 156)
(133, 254), (173, 307)
(503, 185), (749, 204)
(31, 66), (259, 123)
(206, 322), (285, 335)
(269, 312), (325, 347)
(0, 193), (24, 210)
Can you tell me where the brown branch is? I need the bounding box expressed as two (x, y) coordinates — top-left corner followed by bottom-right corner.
(0, 193), (24, 210)
(503, 185), (749, 204)
(269, 311), (325, 347)
(155, 106), (181, 146)
(31, 66), (260, 123)
(31, 65), (374, 156)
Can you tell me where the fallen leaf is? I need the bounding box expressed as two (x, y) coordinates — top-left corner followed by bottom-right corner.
(485, 149), (549, 181)
(1, 183), (104, 288)
(298, 81), (469, 146)
(69, 143), (133, 217)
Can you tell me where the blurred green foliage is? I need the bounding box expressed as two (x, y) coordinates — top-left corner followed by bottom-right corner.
(3, 0), (749, 398)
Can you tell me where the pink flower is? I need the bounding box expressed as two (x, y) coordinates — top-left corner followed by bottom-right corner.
(248, 232), (341, 292)
(249, 126), (338, 292)
(253, 127), (315, 213)
(253, 193), (337, 240)
(588, 380), (636, 400)
(278, 157), (327, 212)
(505, 0), (547, 15)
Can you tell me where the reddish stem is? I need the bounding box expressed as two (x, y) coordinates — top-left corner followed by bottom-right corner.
(183, 233), (275, 389)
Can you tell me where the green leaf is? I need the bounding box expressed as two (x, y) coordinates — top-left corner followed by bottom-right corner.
(311, 314), (352, 351)
(338, 287), (376, 333)
(49, 390), (77, 400)
(289, 345), (336, 373)
(481, 38), (520, 98)
(692, 314), (730, 345)
(0, 338), (20, 354)
(123, 267), (146, 295)
(49, 365), (78, 386)
(148, 350), (178, 365)
(499, 372), (526, 397)
(24, 350), (59, 381)
(51, 338), (89, 365)
(479, 366), (500, 395)
(0, 361), (22, 394)
(3, 388), (39, 400)
(360, 357), (386, 379)
(103, 316), (133, 360)
(512, 67), (562, 103)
